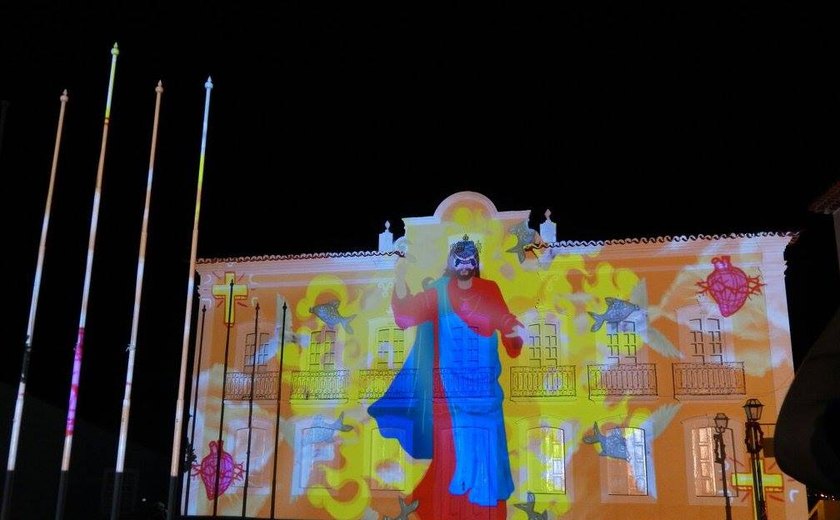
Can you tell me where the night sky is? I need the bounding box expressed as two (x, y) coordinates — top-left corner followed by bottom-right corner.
(1, 0), (838, 497)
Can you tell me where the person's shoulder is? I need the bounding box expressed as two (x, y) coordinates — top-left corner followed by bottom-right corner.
(473, 277), (501, 290)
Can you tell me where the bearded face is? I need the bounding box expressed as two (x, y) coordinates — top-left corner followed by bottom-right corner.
(449, 253), (477, 281)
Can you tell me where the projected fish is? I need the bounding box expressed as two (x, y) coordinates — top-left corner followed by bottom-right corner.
(514, 491), (549, 519)
(589, 297), (640, 332)
(384, 496), (419, 520)
(310, 299), (356, 333)
(583, 422), (631, 461)
(314, 411), (353, 432)
(302, 412), (353, 445)
(696, 256), (764, 317)
(506, 220), (538, 263)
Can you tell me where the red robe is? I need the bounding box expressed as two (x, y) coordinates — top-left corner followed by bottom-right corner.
(391, 276), (522, 519)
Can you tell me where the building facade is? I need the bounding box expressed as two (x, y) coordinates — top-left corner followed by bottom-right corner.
(184, 191), (807, 519)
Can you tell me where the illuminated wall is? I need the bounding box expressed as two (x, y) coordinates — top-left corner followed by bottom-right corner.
(186, 191), (807, 519)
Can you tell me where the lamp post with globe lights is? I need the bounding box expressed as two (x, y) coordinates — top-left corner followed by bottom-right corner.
(743, 398), (768, 520)
(713, 412), (733, 520)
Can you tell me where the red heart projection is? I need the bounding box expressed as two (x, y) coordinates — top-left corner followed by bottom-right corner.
(696, 256), (764, 317)
(191, 440), (245, 500)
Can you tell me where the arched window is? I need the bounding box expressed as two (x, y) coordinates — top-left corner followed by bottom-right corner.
(676, 305), (732, 364)
(234, 427), (268, 488)
(525, 426), (566, 494)
(368, 428), (406, 491)
(606, 427), (648, 496)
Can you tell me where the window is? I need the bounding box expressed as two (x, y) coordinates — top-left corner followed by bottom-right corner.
(309, 329), (336, 368)
(688, 318), (724, 363)
(691, 426), (717, 496)
(300, 427), (337, 489)
(244, 331), (271, 371)
(676, 305), (731, 363)
(606, 427), (648, 496)
(527, 322), (559, 367)
(690, 426), (737, 498)
(369, 429), (406, 491)
(375, 327), (405, 369)
(607, 322), (639, 364)
(234, 427), (268, 488)
(526, 426), (566, 494)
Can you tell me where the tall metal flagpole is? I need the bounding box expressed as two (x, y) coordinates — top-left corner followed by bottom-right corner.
(269, 301), (288, 519)
(0, 90), (68, 520)
(56, 42), (119, 520)
(242, 302), (260, 517)
(110, 80), (164, 520)
(168, 76), (213, 517)
(184, 304), (208, 513)
(213, 278), (236, 516)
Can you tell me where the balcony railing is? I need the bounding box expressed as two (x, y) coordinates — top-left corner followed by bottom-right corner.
(290, 370), (350, 401)
(587, 363), (657, 398)
(224, 371), (279, 400)
(434, 368), (495, 398)
(672, 362), (746, 398)
(358, 368), (413, 400)
(510, 365), (576, 399)
(358, 367), (507, 400)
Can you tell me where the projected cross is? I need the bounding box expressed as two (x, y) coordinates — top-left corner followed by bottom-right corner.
(212, 272), (249, 326)
(733, 459), (784, 500)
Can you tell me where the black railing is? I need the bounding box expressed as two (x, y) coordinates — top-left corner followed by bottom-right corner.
(290, 370), (350, 400)
(510, 365), (576, 398)
(358, 368), (413, 400)
(224, 371), (279, 400)
(588, 363), (657, 397)
(672, 362), (745, 398)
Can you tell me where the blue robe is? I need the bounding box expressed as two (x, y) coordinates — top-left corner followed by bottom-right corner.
(368, 277), (515, 506)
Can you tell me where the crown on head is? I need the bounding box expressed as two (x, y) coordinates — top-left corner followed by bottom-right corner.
(449, 234), (481, 257)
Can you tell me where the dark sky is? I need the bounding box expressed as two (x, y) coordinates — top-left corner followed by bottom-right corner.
(1, 0), (838, 469)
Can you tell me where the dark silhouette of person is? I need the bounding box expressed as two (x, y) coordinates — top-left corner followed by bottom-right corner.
(775, 307), (840, 495)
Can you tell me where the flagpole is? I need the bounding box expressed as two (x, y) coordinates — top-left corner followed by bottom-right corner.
(242, 301), (260, 517)
(55, 43), (120, 520)
(110, 80), (164, 520)
(269, 301), (287, 519)
(213, 278), (236, 516)
(183, 304), (208, 513)
(168, 76), (213, 517)
(0, 90), (68, 520)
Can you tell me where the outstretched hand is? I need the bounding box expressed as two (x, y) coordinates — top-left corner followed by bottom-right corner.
(502, 324), (526, 357)
(505, 324), (527, 340)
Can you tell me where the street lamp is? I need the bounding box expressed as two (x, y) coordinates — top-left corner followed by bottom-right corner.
(713, 412), (732, 520)
(743, 398), (768, 520)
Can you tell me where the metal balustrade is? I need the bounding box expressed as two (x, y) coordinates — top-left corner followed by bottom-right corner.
(672, 362), (746, 398)
(290, 370), (350, 400)
(510, 365), (577, 398)
(587, 363), (658, 397)
(223, 371), (280, 400)
(358, 368), (415, 400)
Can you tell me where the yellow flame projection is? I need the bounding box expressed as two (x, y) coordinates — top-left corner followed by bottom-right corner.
(198, 201), (787, 518)
(582, 262), (640, 305)
(303, 421), (371, 520)
(297, 274), (356, 321)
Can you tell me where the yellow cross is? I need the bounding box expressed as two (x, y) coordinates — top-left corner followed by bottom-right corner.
(734, 459), (784, 498)
(212, 272), (248, 326)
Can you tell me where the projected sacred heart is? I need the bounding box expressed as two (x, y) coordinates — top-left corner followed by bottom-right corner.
(696, 256), (764, 317)
(192, 440), (245, 500)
